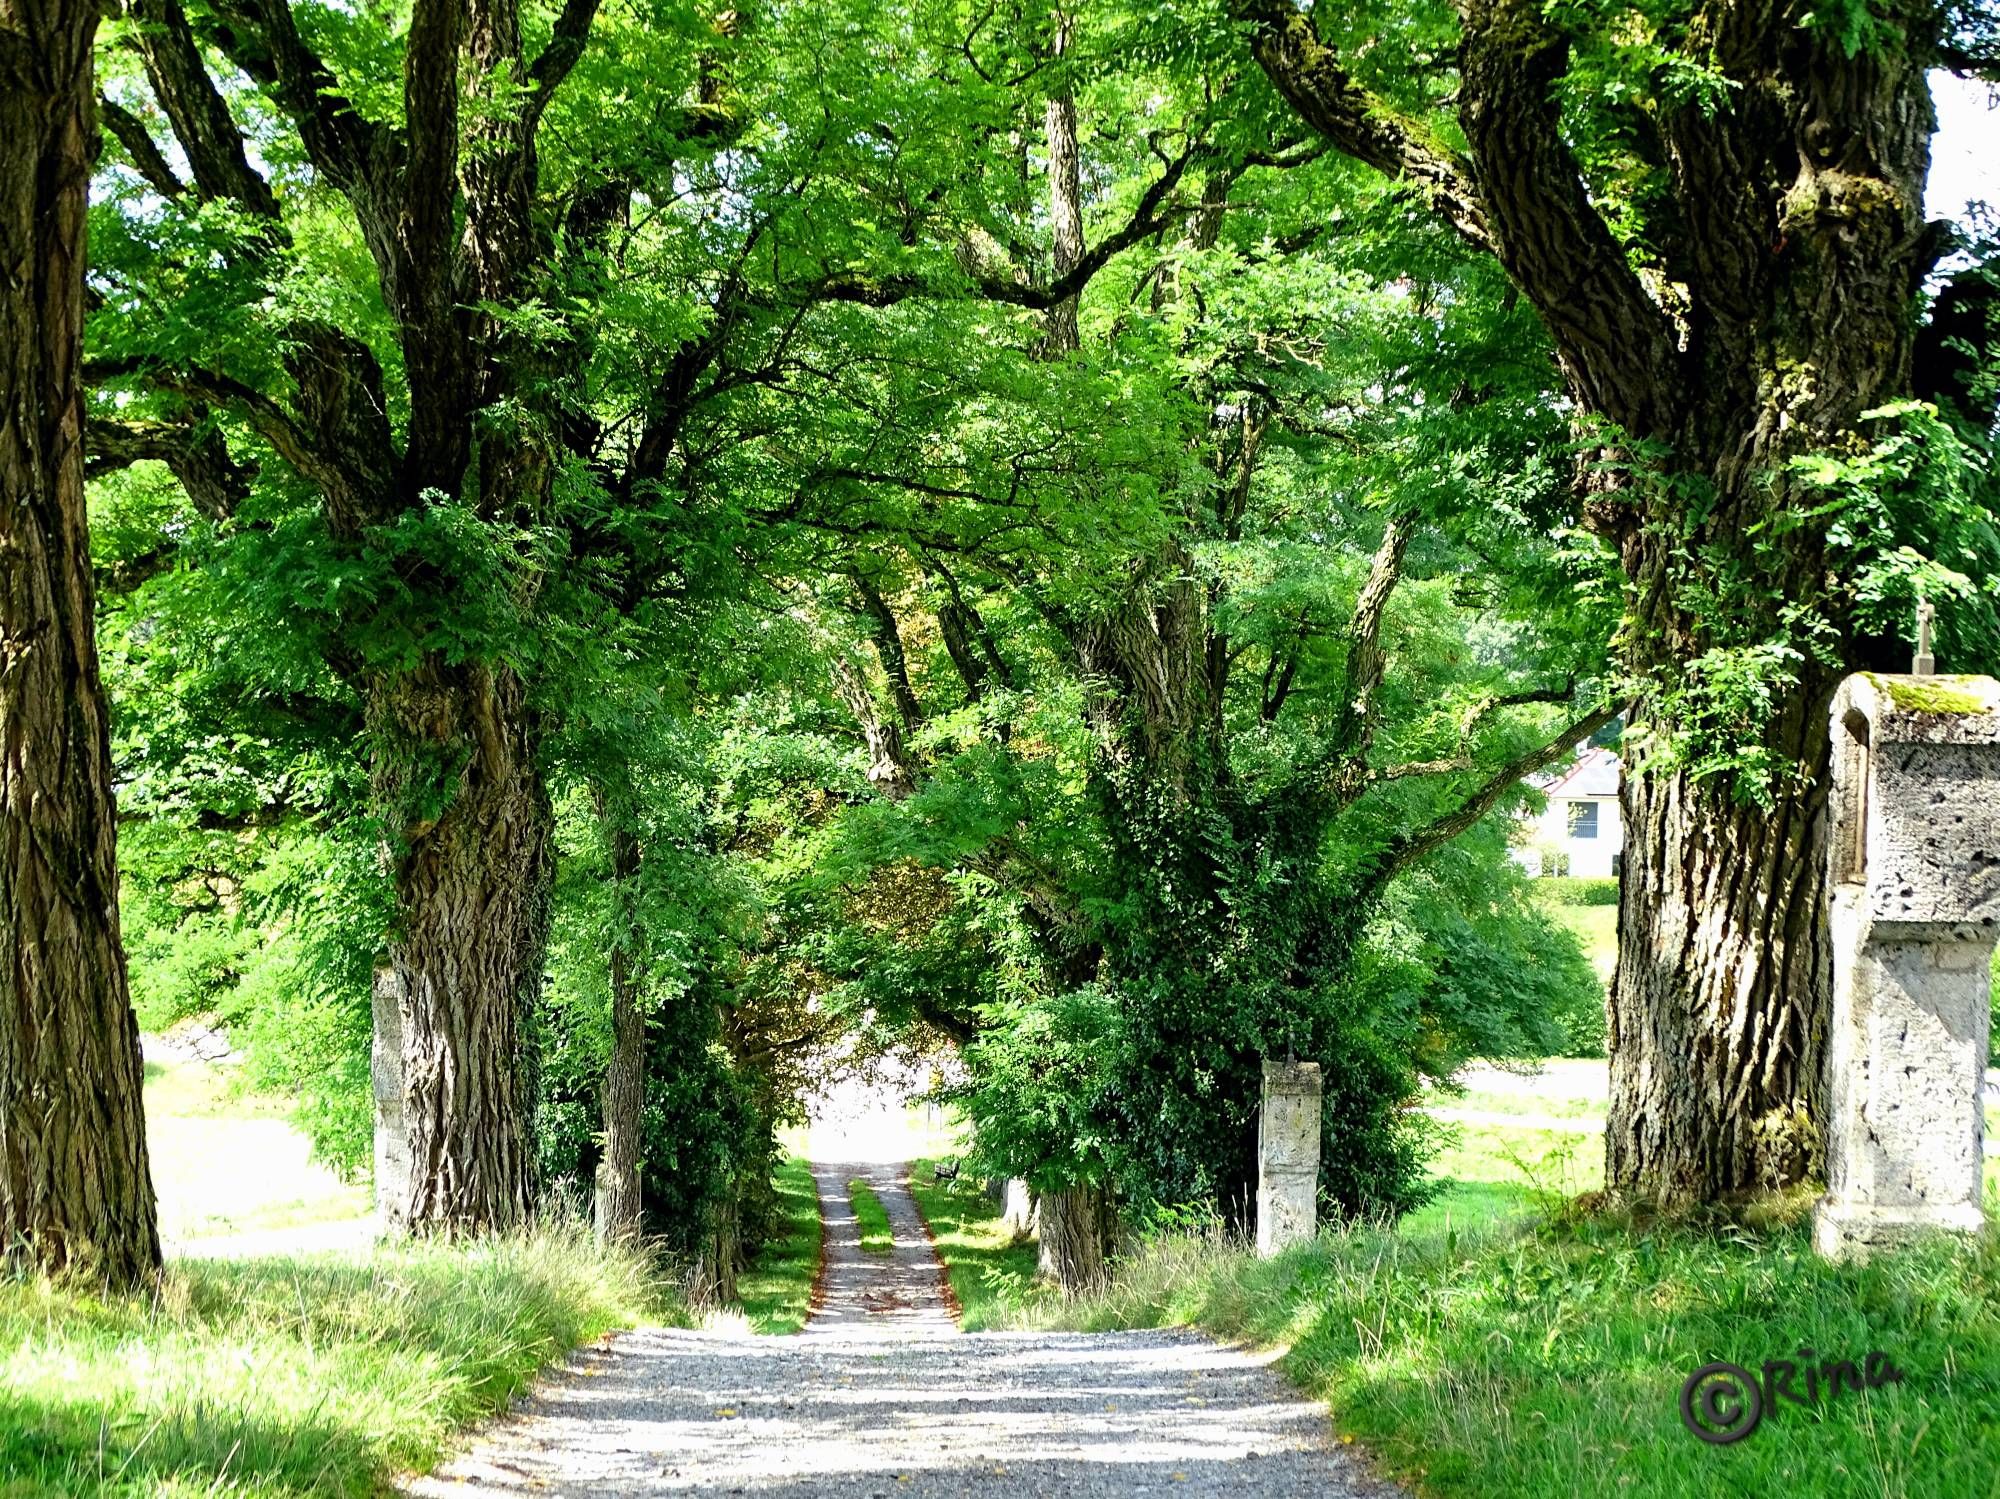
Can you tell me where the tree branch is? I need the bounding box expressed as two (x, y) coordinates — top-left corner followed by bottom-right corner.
(1321, 510), (1416, 801)
(201, 0), (378, 188)
(852, 572), (925, 733)
(86, 414), (253, 521)
(122, 0), (278, 215)
(97, 95), (186, 199)
(1456, 0), (1682, 438)
(809, 141), (1199, 312)
(1367, 704), (1618, 890)
(523, 0), (601, 136)
(1365, 680), (1584, 782)
(1233, 0), (1491, 252)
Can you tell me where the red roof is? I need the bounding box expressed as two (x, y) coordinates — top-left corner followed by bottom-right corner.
(1531, 746), (1621, 798)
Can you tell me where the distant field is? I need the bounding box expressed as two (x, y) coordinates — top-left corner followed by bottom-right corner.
(144, 1054), (372, 1249)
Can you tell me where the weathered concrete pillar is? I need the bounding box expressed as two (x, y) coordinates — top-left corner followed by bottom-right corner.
(1257, 1059), (1322, 1257)
(1000, 1178), (1037, 1241)
(371, 964), (410, 1235)
(1815, 672), (1999, 1260)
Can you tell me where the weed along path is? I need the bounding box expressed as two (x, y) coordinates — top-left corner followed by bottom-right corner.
(407, 1156), (1399, 1496)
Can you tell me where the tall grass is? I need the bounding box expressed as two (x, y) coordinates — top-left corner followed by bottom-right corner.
(0, 1226), (676, 1496)
(1008, 1209), (2000, 1499)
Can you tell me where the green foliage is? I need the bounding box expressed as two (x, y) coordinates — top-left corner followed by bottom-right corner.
(0, 1229), (677, 1496)
(1627, 397), (2000, 801)
(532, 776), (766, 1260)
(84, 0), (1623, 1254)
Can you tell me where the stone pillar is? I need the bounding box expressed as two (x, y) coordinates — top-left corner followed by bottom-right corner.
(1000, 1178), (1037, 1242)
(1814, 673), (1999, 1260)
(1257, 1059), (1322, 1257)
(371, 964), (411, 1235)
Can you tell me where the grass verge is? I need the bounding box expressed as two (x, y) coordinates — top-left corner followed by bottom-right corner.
(737, 1153), (821, 1334)
(848, 1179), (894, 1254)
(1013, 1209), (2000, 1499)
(907, 1162), (1042, 1330)
(0, 1226), (673, 1497)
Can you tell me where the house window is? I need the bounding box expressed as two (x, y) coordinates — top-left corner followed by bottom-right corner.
(1567, 802), (1600, 840)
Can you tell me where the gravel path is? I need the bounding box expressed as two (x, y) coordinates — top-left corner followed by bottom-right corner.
(408, 1160), (1399, 1497)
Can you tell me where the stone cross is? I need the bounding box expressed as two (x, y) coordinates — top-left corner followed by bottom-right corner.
(1814, 672), (1998, 1260)
(1256, 1059), (1322, 1257)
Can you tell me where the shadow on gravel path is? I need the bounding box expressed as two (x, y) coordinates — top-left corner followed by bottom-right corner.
(406, 1158), (1403, 1497)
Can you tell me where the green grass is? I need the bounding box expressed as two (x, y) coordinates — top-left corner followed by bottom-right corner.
(1547, 902), (1618, 982)
(907, 1163), (1042, 1330)
(848, 1179), (894, 1254)
(0, 1227), (673, 1497)
(915, 1085), (2000, 1496)
(1017, 1211), (2000, 1499)
(1428, 1084), (1606, 1123)
(736, 1153), (821, 1334)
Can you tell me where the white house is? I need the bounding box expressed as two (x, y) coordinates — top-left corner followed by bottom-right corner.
(1512, 746), (1623, 879)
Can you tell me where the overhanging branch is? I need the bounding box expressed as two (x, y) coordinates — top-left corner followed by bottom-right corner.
(1366, 704), (1619, 892)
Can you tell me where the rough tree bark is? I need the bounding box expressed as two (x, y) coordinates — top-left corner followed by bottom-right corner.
(1036, 1183), (1115, 1293)
(593, 798), (645, 1242)
(0, 0), (162, 1284)
(372, 662), (552, 1232)
(1241, 0), (1940, 1203)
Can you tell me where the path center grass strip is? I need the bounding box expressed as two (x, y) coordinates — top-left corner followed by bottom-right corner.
(0, 1227), (673, 1497)
(848, 1179), (895, 1254)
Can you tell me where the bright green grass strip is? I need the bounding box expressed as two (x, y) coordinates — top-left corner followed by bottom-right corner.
(0, 1226), (674, 1497)
(1545, 902), (1618, 980)
(906, 1161), (1043, 1331)
(1019, 1207), (2000, 1499)
(848, 1179), (894, 1254)
(737, 1153), (821, 1334)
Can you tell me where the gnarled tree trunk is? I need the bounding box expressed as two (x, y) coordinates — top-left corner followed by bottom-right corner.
(1609, 695), (1835, 1197)
(1036, 1183), (1115, 1294)
(1243, 0), (1938, 1203)
(372, 661), (551, 1232)
(0, 0), (161, 1285)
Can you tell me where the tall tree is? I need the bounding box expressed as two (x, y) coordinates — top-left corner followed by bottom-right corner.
(772, 4), (1615, 1279)
(1236, 0), (1985, 1201)
(1, 0), (160, 1283)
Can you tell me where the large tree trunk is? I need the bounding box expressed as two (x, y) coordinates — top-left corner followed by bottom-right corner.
(1241, 0), (1937, 1204)
(1608, 689), (1834, 1199)
(0, 0), (162, 1285)
(1593, 17), (1931, 1203)
(1036, 1183), (1115, 1293)
(372, 661), (551, 1233)
(593, 809), (645, 1243)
